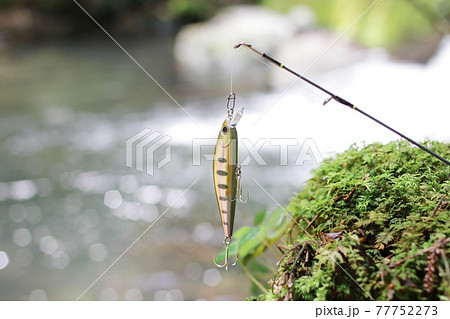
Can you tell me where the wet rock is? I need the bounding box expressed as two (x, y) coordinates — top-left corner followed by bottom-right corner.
(173, 4), (365, 91)
(173, 5), (314, 88)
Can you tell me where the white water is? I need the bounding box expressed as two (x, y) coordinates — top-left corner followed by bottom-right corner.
(163, 36), (450, 161)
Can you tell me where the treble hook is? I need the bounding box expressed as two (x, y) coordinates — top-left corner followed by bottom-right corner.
(235, 165), (249, 203)
(213, 237), (238, 270)
(238, 185), (249, 203)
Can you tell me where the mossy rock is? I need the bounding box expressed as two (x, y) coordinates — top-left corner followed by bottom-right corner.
(250, 140), (450, 301)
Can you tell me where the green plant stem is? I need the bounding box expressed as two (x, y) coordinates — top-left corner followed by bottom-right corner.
(260, 256), (277, 273)
(441, 249), (450, 284)
(261, 237), (282, 259)
(388, 237), (450, 269)
(241, 263), (268, 294)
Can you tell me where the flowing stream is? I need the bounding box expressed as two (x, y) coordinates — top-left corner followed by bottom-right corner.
(0, 34), (448, 300)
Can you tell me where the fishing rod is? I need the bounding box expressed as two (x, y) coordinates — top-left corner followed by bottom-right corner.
(234, 43), (450, 166)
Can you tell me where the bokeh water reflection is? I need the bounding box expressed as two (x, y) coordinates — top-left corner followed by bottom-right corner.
(1, 29), (449, 300)
(0, 35), (317, 300)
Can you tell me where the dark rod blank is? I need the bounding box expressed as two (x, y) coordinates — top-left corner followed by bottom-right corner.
(234, 43), (450, 166)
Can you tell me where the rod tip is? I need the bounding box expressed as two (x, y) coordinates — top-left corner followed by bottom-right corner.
(234, 43), (250, 49)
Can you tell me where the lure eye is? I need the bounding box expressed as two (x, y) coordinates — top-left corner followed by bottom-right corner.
(221, 126), (229, 135)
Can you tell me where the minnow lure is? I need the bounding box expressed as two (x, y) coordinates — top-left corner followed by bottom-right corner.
(213, 93), (248, 270)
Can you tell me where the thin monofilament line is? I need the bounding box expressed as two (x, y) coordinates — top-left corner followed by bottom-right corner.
(301, 0), (379, 77)
(241, 50), (326, 126)
(252, 79), (299, 125)
(237, 42), (450, 165)
(248, 0), (379, 125)
(248, 51), (277, 70)
(248, 60), (328, 126)
(76, 178), (199, 300)
(72, 0), (199, 126)
(252, 178), (376, 301)
(230, 49), (234, 94)
(252, 52), (326, 101)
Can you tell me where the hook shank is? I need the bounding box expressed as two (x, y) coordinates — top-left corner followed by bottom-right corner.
(213, 236), (238, 270)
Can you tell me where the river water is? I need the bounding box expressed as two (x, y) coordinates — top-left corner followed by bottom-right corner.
(0, 34), (449, 300)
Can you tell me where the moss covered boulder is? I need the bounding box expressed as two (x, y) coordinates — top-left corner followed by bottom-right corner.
(251, 140), (449, 301)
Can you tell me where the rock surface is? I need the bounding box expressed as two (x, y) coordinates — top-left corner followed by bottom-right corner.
(173, 5), (365, 90)
(173, 5), (308, 88)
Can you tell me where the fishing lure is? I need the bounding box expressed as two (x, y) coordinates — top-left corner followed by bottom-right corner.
(234, 43), (450, 166)
(213, 93), (248, 270)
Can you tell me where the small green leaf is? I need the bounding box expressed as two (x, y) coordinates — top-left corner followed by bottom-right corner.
(377, 231), (394, 245)
(259, 209), (287, 240)
(234, 226), (253, 239)
(253, 210), (266, 227)
(249, 259), (271, 274)
(238, 227), (261, 261)
(214, 248), (225, 263)
(266, 215), (289, 242)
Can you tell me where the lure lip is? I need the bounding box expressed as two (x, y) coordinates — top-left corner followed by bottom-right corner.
(230, 107), (244, 128)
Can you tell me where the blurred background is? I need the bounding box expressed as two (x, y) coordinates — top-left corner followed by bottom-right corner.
(0, 0), (449, 300)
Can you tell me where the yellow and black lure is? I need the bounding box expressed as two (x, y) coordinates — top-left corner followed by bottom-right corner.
(213, 93), (248, 270)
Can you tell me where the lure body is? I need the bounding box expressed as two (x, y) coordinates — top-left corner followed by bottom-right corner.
(213, 116), (238, 238)
(212, 95), (246, 270)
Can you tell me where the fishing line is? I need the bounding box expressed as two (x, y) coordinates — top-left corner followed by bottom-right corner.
(237, 47), (328, 124)
(76, 178), (199, 300)
(72, 0), (200, 126)
(235, 43), (450, 166)
(248, 51), (278, 70)
(252, 79), (320, 127)
(252, 177), (376, 301)
(230, 48), (234, 94)
(301, 0), (379, 77)
(245, 0), (380, 125)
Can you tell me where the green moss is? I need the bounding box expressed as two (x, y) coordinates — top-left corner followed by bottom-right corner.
(248, 140), (450, 301)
